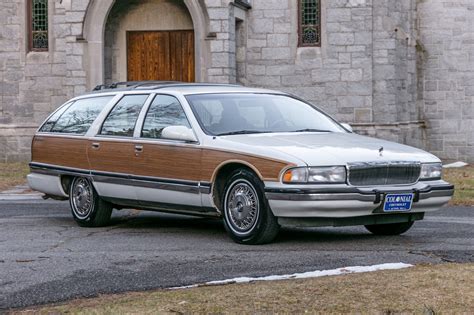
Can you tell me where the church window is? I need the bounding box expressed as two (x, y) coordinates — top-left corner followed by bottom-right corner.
(298, 0), (321, 47)
(28, 0), (49, 51)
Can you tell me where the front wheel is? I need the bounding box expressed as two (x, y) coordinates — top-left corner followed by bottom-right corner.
(222, 169), (280, 245)
(69, 177), (113, 227)
(365, 221), (415, 235)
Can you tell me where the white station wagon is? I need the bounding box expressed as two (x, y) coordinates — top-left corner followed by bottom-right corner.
(28, 82), (454, 244)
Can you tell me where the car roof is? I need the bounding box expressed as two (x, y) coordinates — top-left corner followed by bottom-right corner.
(84, 81), (286, 97)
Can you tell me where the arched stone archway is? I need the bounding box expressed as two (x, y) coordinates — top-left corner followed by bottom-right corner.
(82, 0), (209, 89)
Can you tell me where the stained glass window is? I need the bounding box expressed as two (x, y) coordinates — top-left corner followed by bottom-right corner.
(298, 0), (321, 47)
(29, 0), (48, 51)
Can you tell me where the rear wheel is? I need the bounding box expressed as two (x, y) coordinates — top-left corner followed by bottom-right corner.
(222, 169), (280, 245)
(365, 221), (414, 235)
(69, 177), (113, 227)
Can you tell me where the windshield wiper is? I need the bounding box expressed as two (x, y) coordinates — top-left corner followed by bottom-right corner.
(290, 128), (332, 133)
(216, 130), (268, 136)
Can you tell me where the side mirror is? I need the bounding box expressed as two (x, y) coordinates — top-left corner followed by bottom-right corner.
(161, 126), (198, 142)
(341, 123), (353, 133)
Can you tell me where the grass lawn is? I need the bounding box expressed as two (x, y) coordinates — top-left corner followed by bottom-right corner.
(0, 162), (30, 192)
(13, 263), (474, 314)
(443, 165), (474, 206)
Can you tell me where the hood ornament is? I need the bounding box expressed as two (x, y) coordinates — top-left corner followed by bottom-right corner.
(379, 146), (384, 156)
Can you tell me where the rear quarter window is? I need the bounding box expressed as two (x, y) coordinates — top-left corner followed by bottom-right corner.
(40, 96), (114, 134)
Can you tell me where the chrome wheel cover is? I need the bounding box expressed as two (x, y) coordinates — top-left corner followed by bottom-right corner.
(71, 178), (94, 219)
(225, 179), (259, 235)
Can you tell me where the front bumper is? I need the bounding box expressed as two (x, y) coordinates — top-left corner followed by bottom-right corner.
(265, 180), (454, 218)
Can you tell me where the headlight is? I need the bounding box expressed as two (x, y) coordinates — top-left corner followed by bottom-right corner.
(282, 166), (346, 184)
(420, 163), (442, 180)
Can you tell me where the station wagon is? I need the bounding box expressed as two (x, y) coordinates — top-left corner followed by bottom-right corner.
(28, 82), (454, 244)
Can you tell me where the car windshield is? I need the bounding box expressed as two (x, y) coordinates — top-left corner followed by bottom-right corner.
(186, 93), (346, 136)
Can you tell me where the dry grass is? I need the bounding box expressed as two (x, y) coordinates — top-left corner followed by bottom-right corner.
(443, 165), (474, 206)
(0, 162), (29, 191)
(12, 263), (474, 314)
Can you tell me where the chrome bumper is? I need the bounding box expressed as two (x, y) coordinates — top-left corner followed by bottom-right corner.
(265, 181), (454, 218)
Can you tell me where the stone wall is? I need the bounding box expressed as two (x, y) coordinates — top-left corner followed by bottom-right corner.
(237, 0), (424, 148)
(0, 0), (472, 163)
(418, 0), (474, 163)
(0, 0), (70, 162)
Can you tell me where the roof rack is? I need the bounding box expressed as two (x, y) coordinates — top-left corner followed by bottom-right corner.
(92, 81), (179, 91)
(92, 81), (242, 92)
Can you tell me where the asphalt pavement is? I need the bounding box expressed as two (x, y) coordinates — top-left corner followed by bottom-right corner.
(0, 199), (472, 310)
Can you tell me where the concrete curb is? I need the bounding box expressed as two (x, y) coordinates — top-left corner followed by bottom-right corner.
(0, 194), (44, 201)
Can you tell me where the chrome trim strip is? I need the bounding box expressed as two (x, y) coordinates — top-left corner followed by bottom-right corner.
(265, 184), (454, 202)
(30, 162), (90, 176)
(265, 192), (376, 202)
(93, 175), (201, 194)
(30, 162), (212, 194)
(418, 188), (454, 200)
(347, 161), (422, 168)
(101, 196), (219, 217)
(199, 183), (212, 194)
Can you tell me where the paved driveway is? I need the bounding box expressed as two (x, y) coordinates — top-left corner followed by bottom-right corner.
(0, 199), (472, 310)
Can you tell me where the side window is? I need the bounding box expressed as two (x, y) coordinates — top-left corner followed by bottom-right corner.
(39, 102), (73, 132)
(100, 94), (149, 137)
(141, 95), (191, 139)
(48, 96), (113, 134)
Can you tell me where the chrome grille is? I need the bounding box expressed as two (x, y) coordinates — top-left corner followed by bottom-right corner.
(347, 162), (421, 186)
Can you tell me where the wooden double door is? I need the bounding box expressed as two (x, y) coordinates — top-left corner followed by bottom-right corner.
(127, 30), (195, 82)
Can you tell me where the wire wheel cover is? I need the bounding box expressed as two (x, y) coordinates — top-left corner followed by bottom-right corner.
(72, 178), (93, 219)
(226, 180), (259, 233)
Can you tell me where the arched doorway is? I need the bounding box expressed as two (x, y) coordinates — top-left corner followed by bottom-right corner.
(82, 0), (208, 88)
(105, 0), (195, 83)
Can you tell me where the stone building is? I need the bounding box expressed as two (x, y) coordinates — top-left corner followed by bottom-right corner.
(0, 0), (472, 162)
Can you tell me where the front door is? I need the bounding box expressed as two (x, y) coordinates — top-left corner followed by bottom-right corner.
(127, 30), (195, 82)
(133, 94), (202, 208)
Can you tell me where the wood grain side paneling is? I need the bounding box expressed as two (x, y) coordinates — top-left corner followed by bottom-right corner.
(134, 141), (292, 183)
(87, 139), (136, 174)
(134, 142), (202, 181)
(201, 149), (292, 182)
(32, 135), (293, 184)
(31, 136), (90, 170)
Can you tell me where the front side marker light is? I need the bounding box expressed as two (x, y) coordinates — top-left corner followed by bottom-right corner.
(282, 168), (308, 184)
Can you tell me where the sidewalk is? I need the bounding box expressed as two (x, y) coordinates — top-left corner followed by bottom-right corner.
(0, 184), (43, 201)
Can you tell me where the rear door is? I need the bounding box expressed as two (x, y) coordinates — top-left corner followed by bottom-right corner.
(132, 94), (203, 209)
(87, 94), (151, 202)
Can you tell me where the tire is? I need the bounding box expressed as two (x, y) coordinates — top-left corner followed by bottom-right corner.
(364, 221), (415, 236)
(222, 169), (280, 245)
(69, 177), (113, 227)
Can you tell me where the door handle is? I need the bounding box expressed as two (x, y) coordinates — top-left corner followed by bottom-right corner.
(91, 142), (100, 149)
(135, 145), (143, 153)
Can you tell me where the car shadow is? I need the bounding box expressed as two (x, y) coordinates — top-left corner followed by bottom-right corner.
(103, 209), (388, 245)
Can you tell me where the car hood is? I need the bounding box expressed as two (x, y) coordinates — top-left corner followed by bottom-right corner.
(218, 132), (440, 166)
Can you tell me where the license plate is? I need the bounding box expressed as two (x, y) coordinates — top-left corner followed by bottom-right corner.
(383, 193), (414, 212)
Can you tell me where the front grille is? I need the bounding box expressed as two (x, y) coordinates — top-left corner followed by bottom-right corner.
(348, 162), (421, 186)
